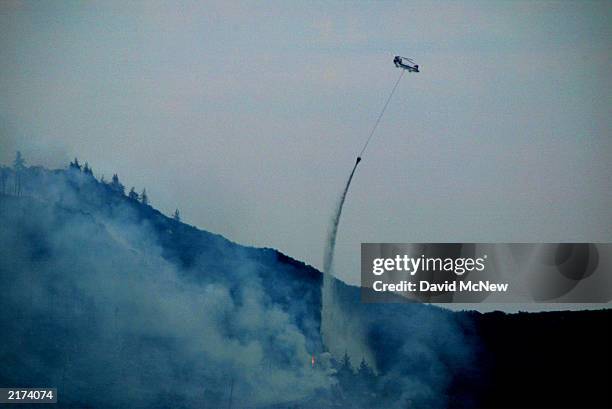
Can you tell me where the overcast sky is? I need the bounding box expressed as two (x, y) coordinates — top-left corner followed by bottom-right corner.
(1, 0), (610, 287)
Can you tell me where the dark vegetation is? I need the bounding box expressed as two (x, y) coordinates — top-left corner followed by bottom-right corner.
(468, 309), (611, 409)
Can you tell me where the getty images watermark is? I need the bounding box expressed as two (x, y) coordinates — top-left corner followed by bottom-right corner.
(361, 243), (612, 303)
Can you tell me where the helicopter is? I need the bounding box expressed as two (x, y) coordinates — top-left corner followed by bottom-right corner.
(393, 56), (419, 72)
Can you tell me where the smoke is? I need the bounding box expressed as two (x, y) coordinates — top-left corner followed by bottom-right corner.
(0, 168), (334, 408)
(321, 159), (377, 370)
(0, 163), (480, 408)
(319, 158), (476, 408)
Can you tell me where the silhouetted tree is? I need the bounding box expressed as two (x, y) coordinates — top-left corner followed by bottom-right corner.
(110, 174), (125, 195)
(69, 157), (81, 171)
(128, 187), (139, 200)
(83, 162), (93, 176)
(358, 357), (375, 381)
(336, 351), (354, 388)
(173, 209), (181, 222)
(356, 357), (376, 402)
(13, 151), (25, 196)
(339, 351), (352, 371)
(14, 151), (25, 169)
(140, 188), (148, 205)
(0, 167), (8, 195)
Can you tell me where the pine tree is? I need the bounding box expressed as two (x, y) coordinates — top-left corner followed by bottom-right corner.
(13, 151), (25, 170)
(0, 167), (7, 195)
(340, 351), (352, 371)
(69, 157), (82, 171)
(173, 208), (181, 222)
(356, 357), (376, 404)
(128, 187), (139, 200)
(83, 162), (93, 176)
(357, 357), (375, 386)
(13, 151), (25, 196)
(358, 358), (374, 378)
(111, 174), (125, 194)
(140, 188), (148, 205)
(337, 351), (354, 383)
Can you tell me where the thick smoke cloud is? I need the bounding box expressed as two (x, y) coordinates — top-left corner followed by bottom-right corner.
(0, 167), (333, 408)
(0, 162), (479, 408)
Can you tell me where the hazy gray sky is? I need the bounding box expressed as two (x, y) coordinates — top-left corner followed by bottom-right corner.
(1, 0), (610, 285)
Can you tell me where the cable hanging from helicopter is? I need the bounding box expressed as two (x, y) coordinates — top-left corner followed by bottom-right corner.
(356, 56), (419, 162)
(323, 53), (420, 283)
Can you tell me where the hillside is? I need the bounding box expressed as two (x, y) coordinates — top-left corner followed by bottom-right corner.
(0, 161), (610, 409)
